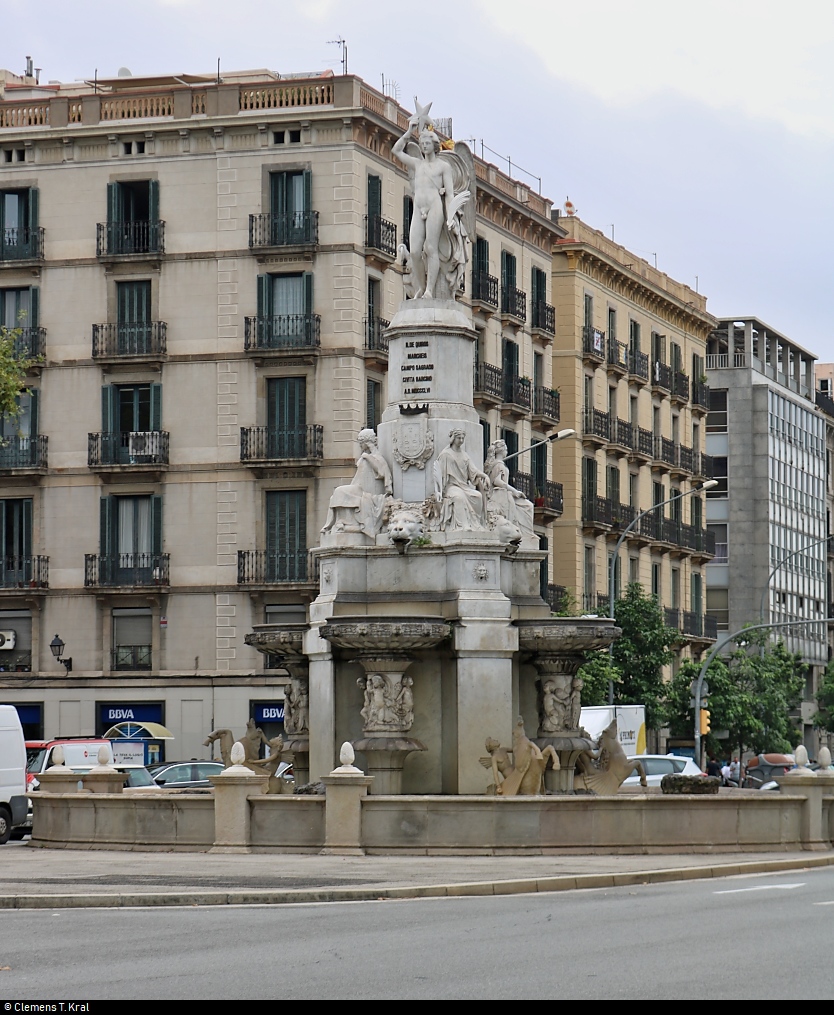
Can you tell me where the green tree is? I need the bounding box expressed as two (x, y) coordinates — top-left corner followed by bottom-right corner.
(577, 583), (680, 729)
(813, 658), (834, 737)
(664, 633), (805, 757)
(0, 317), (39, 423)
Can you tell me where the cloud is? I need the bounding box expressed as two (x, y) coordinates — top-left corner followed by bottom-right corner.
(477, 0), (834, 138)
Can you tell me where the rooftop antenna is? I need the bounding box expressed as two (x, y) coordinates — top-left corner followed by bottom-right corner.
(25, 55), (33, 78)
(381, 75), (400, 101)
(328, 37), (348, 75)
(217, 57), (221, 85)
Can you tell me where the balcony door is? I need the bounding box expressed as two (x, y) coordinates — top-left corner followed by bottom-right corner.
(100, 494), (161, 583)
(116, 281), (152, 354)
(102, 383), (161, 463)
(267, 377), (307, 458)
(0, 498), (32, 585)
(269, 170), (311, 244)
(256, 273), (312, 347)
(266, 490), (307, 581)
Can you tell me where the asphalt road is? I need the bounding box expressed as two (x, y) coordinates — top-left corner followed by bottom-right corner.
(2, 868), (833, 1000)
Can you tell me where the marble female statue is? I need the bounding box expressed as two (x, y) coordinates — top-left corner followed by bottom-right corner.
(433, 428), (489, 531)
(284, 677), (309, 736)
(321, 429), (393, 536)
(484, 439), (535, 538)
(392, 99), (474, 300)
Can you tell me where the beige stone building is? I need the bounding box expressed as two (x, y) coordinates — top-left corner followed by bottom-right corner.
(549, 216), (717, 662)
(0, 66), (563, 757)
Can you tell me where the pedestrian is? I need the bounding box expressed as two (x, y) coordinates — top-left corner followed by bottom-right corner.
(706, 756), (722, 778)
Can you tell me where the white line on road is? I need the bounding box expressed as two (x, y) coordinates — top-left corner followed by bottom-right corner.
(714, 883), (805, 895)
(812, 901), (834, 906)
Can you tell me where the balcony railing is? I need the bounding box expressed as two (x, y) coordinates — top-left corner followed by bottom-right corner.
(652, 361), (672, 391)
(582, 495), (613, 526)
(0, 555), (48, 589)
(84, 553), (170, 587)
(628, 349), (649, 382)
(10, 327), (45, 359)
(653, 436), (676, 466)
(538, 481), (564, 515)
(0, 435), (47, 470)
(583, 407), (610, 440)
(240, 425), (323, 462)
(533, 386), (560, 422)
(701, 453), (715, 479)
(665, 607), (680, 630)
(583, 592), (610, 614)
(610, 501), (637, 531)
(511, 470), (533, 499)
(237, 549), (310, 584)
(88, 431), (169, 467)
(112, 645), (152, 671)
(672, 370), (690, 400)
(0, 226), (44, 261)
(639, 513), (662, 540)
(474, 362), (504, 401)
(365, 317), (390, 353)
(96, 220), (164, 257)
(545, 584), (569, 613)
(682, 611), (718, 640)
(531, 301), (555, 335)
(365, 215), (396, 256)
(502, 375), (532, 411)
(248, 211), (319, 247)
(471, 271), (499, 307)
(92, 322), (167, 358)
(501, 286), (527, 321)
(244, 314), (321, 351)
(679, 525), (716, 555)
(612, 418), (633, 450)
(706, 353), (747, 369)
(692, 380), (710, 409)
(582, 325), (605, 360)
(633, 426), (653, 457)
(678, 444), (694, 473)
(607, 338), (629, 372)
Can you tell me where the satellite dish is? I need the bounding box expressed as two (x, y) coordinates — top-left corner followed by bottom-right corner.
(117, 67), (132, 77)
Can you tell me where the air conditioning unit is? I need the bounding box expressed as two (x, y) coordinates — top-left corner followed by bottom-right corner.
(0, 630), (17, 650)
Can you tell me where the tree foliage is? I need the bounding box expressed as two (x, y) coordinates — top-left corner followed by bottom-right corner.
(813, 658), (834, 735)
(664, 632), (805, 756)
(0, 319), (38, 423)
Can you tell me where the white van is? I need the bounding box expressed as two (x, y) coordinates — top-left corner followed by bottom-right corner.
(0, 705), (27, 843)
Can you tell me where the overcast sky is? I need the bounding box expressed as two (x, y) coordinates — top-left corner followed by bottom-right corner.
(5, 0), (834, 359)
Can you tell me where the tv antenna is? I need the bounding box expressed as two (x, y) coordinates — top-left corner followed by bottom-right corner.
(328, 37), (348, 75)
(381, 75), (400, 101)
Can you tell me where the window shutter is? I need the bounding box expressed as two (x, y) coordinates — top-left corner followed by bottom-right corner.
(367, 175), (382, 219)
(28, 286), (39, 329)
(27, 187), (39, 232)
(148, 180), (159, 223)
(101, 385), (115, 433)
(107, 182), (122, 224)
(150, 383), (162, 431)
(475, 237), (489, 277)
(151, 495), (163, 556)
(501, 250), (509, 289)
(29, 388), (38, 438)
(22, 498), (32, 558)
(302, 169), (312, 212)
(257, 274), (272, 320)
(100, 496), (114, 556)
(366, 379), (378, 430)
(303, 272), (313, 314)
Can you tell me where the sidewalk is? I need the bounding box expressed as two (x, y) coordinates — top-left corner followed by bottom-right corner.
(3, 843), (833, 909)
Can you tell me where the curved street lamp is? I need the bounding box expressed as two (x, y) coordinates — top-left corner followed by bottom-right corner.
(501, 428), (577, 465)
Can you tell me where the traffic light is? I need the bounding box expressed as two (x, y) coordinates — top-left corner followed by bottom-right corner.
(699, 709), (711, 735)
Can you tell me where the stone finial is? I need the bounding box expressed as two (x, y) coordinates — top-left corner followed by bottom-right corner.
(331, 742), (364, 775)
(45, 744), (73, 773)
(88, 744), (116, 772)
(230, 741), (246, 766)
(818, 746), (832, 769)
(795, 744), (810, 768)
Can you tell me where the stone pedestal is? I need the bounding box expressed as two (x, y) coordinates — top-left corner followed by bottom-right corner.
(285, 736), (310, 788)
(352, 736), (427, 794)
(776, 772), (832, 850)
(37, 770), (86, 794)
(82, 771), (125, 794)
(321, 772), (373, 854)
(210, 770), (268, 852)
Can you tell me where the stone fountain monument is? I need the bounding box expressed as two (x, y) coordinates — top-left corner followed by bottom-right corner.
(245, 96), (618, 793)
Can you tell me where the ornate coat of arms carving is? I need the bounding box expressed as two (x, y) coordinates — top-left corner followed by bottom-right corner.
(392, 417), (434, 470)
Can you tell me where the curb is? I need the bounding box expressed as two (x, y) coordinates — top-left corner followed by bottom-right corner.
(2, 854), (834, 909)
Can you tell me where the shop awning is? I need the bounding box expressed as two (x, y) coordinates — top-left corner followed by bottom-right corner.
(103, 721), (175, 740)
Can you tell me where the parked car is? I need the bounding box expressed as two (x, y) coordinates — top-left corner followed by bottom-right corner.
(147, 760), (225, 789)
(623, 754), (703, 787)
(26, 738), (112, 787)
(744, 753), (794, 789)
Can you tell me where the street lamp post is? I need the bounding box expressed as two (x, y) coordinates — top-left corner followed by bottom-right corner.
(501, 428), (576, 466)
(606, 480), (718, 704)
(692, 617), (833, 767)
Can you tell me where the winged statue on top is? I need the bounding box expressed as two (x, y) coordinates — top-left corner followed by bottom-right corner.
(392, 98), (475, 301)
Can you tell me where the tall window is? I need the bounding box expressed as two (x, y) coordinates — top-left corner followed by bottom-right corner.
(269, 170), (313, 244)
(532, 441), (547, 496)
(116, 280), (152, 355)
(629, 319), (640, 355)
(267, 377), (307, 458)
(691, 573), (703, 616)
(671, 567), (680, 608)
(112, 608), (152, 671)
(608, 307), (617, 341)
(101, 383), (162, 464)
(584, 293), (593, 330)
(0, 286), (38, 351)
(651, 331), (666, 366)
(707, 588), (729, 630)
(652, 561), (661, 598)
(606, 463), (620, 504)
(584, 545), (596, 601)
(366, 378), (381, 431)
(100, 494), (162, 582)
(583, 457), (598, 503)
(1, 188), (39, 259)
(707, 457), (728, 498)
(502, 337), (519, 402)
(105, 180), (160, 254)
(266, 490), (307, 581)
(707, 390), (728, 432)
(0, 499), (32, 570)
(256, 273), (314, 347)
(708, 523), (728, 562)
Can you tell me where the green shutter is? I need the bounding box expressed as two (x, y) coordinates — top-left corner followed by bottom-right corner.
(501, 250), (509, 289)
(150, 383), (162, 431)
(475, 237), (489, 276)
(257, 274), (272, 319)
(27, 188), (39, 233)
(367, 175), (382, 219)
(266, 490), (307, 581)
(302, 169), (312, 213)
(502, 338), (519, 381)
(22, 498), (32, 558)
(28, 388), (38, 437)
(107, 182), (122, 224)
(28, 286), (39, 329)
(148, 179), (159, 223)
(100, 496), (114, 556)
(101, 385), (115, 432)
(151, 495), (162, 555)
(303, 272), (313, 314)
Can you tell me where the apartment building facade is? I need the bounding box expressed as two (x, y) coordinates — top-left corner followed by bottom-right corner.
(0, 67), (563, 756)
(706, 318), (826, 753)
(550, 216), (717, 660)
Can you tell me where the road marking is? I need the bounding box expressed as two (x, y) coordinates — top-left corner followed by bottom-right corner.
(714, 883), (805, 894)
(812, 901), (834, 906)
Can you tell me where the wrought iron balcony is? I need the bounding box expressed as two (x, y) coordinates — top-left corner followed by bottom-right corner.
(474, 362), (504, 402)
(365, 215), (397, 257)
(672, 370), (690, 401)
(701, 453), (715, 479)
(84, 553), (170, 587)
(628, 349), (649, 382)
(244, 315), (320, 352)
(545, 584), (569, 613)
(533, 386), (560, 422)
(679, 525), (715, 556)
(607, 338), (629, 372)
(692, 380), (710, 411)
(248, 211), (319, 247)
(639, 512), (662, 541)
(471, 271), (499, 308)
(0, 226), (44, 261)
(583, 592), (610, 614)
(237, 549), (310, 584)
(612, 418), (634, 451)
(536, 481), (564, 516)
(610, 501), (637, 531)
(88, 431), (169, 468)
(0, 435), (47, 470)
(96, 220), (164, 257)
(365, 317), (390, 353)
(511, 470), (533, 499)
(502, 375), (532, 411)
(665, 607), (681, 631)
(678, 444), (694, 473)
(0, 555), (48, 589)
(531, 301), (555, 335)
(582, 325), (605, 361)
(652, 361), (672, 392)
(92, 322), (167, 359)
(582, 495), (613, 527)
(112, 645), (152, 671)
(682, 611), (717, 641)
(632, 426), (653, 457)
(240, 425), (323, 462)
(653, 436), (676, 466)
(501, 285), (527, 321)
(10, 327), (45, 359)
(583, 407), (610, 441)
